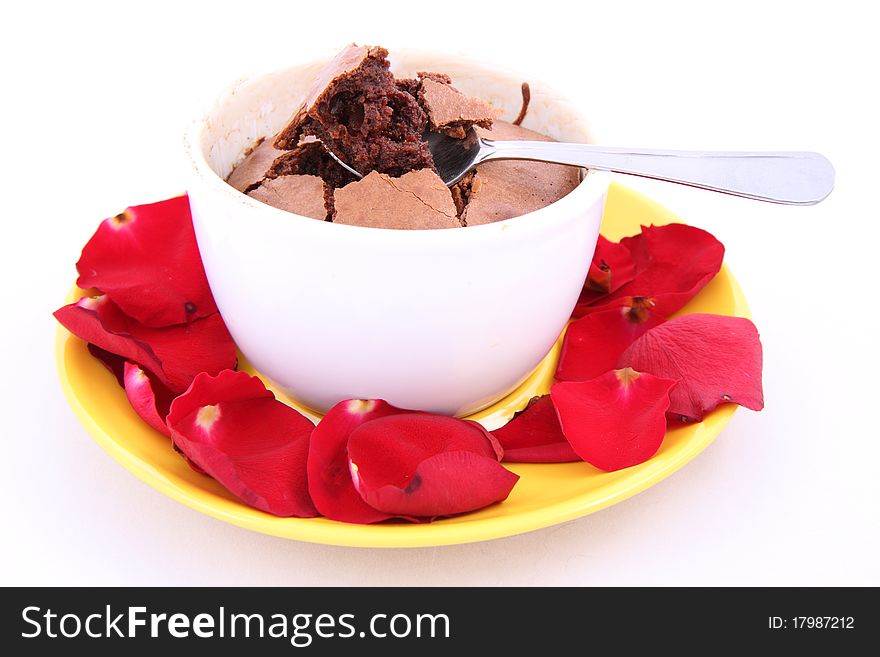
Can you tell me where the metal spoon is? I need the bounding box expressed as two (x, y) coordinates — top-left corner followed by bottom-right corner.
(329, 130), (835, 205)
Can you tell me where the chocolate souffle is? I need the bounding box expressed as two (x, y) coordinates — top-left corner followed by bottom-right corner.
(226, 44), (581, 229)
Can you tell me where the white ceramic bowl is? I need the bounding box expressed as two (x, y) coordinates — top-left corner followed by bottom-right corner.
(183, 49), (609, 416)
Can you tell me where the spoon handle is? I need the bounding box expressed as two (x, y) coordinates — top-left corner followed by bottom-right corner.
(479, 140), (835, 205)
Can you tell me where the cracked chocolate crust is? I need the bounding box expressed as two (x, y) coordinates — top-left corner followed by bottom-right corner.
(225, 137), (283, 193)
(417, 77), (499, 138)
(333, 169), (461, 229)
(247, 175), (328, 221)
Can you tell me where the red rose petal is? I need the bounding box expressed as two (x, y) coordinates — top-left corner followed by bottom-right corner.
(355, 451), (519, 519)
(347, 414), (518, 517)
(616, 313), (764, 422)
(129, 314), (236, 394)
(574, 235), (636, 315)
(308, 399), (414, 523)
(76, 195), (218, 327)
(556, 296), (666, 382)
(54, 294), (236, 393)
(557, 297), (665, 382)
(491, 396), (579, 463)
(123, 362), (174, 438)
(592, 224), (724, 316)
(167, 370), (317, 517)
(551, 368), (677, 472)
(57, 296), (163, 378)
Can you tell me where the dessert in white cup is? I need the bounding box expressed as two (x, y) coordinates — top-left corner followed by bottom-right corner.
(183, 49), (609, 416)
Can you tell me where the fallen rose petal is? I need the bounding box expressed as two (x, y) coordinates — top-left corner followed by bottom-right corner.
(574, 235), (636, 315)
(551, 368), (677, 471)
(57, 295), (163, 378)
(592, 224), (724, 316)
(54, 294), (236, 393)
(347, 414), (517, 517)
(123, 362), (174, 438)
(556, 297), (665, 382)
(131, 314), (236, 394)
(492, 396), (579, 463)
(355, 450), (519, 519)
(76, 195), (218, 327)
(167, 370), (316, 517)
(308, 399), (414, 523)
(617, 313), (764, 422)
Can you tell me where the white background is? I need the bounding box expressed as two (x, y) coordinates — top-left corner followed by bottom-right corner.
(2, 0), (877, 586)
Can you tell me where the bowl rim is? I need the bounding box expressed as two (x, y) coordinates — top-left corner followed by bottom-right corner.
(182, 47), (610, 242)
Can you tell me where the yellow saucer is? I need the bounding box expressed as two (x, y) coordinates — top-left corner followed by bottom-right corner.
(55, 183), (750, 547)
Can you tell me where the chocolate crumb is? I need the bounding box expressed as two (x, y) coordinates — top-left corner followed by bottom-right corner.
(512, 82), (531, 126)
(404, 474), (422, 494)
(511, 395), (544, 420)
(395, 78), (421, 96)
(451, 170), (479, 222)
(416, 71), (453, 85)
(322, 181), (336, 221)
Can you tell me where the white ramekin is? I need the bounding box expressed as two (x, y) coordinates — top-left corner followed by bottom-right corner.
(183, 49), (609, 416)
